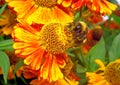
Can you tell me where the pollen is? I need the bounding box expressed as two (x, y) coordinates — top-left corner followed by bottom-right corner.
(104, 60), (120, 85)
(34, 0), (57, 8)
(39, 23), (72, 54)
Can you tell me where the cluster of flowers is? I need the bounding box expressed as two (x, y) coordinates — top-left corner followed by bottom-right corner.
(0, 0), (119, 85)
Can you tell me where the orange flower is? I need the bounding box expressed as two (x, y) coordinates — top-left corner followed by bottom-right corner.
(104, 21), (120, 30)
(12, 22), (74, 82)
(72, 0), (88, 9)
(20, 66), (79, 85)
(81, 11), (103, 24)
(27, 65), (79, 85)
(30, 77), (79, 85)
(72, 0), (117, 15)
(6, 0), (74, 24)
(87, 13), (103, 24)
(87, 0), (117, 15)
(19, 58), (79, 85)
(17, 65), (38, 79)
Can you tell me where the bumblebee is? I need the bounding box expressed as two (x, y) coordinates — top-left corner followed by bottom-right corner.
(65, 21), (88, 47)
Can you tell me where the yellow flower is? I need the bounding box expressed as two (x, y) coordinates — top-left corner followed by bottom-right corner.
(86, 72), (110, 85)
(6, 0), (74, 24)
(12, 22), (74, 82)
(104, 59), (120, 85)
(0, 8), (17, 35)
(86, 59), (110, 85)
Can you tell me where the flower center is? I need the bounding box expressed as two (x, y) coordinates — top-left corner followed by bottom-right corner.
(34, 0), (57, 8)
(104, 61), (120, 85)
(40, 23), (72, 54)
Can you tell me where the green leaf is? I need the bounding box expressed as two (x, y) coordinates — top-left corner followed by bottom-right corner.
(0, 39), (14, 46)
(76, 64), (86, 73)
(0, 3), (7, 15)
(109, 0), (117, 4)
(14, 58), (24, 74)
(109, 33), (120, 61)
(87, 38), (106, 71)
(66, 48), (75, 57)
(74, 11), (80, 21)
(79, 73), (87, 85)
(103, 29), (120, 52)
(0, 39), (14, 51)
(0, 45), (13, 51)
(111, 14), (120, 25)
(0, 51), (10, 84)
(0, 36), (4, 41)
